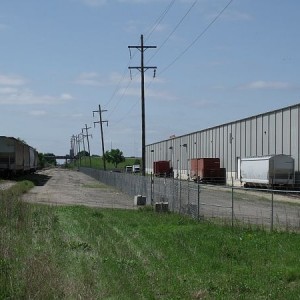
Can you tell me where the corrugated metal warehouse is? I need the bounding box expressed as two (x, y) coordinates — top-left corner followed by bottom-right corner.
(146, 103), (300, 185)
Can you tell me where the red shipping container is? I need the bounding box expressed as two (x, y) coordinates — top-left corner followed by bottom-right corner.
(190, 158), (221, 181)
(153, 161), (171, 176)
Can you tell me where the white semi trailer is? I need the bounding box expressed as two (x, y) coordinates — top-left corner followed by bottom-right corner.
(240, 155), (294, 187)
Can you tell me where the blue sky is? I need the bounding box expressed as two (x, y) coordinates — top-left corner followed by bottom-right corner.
(0, 0), (299, 157)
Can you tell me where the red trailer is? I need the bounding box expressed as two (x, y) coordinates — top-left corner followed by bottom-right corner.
(190, 158), (225, 184)
(153, 161), (172, 177)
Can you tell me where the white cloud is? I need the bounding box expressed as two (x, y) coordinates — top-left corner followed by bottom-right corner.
(192, 99), (216, 108)
(29, 110), (47, 116)
(80, 0), (107, 7)
(238, 81), (295, 90)
(74, 71), (137, 87)
(0, 87), (18, 94)
(61, 93), (73, 100)
(0, 74), (27, 86)
(0, 88), (74, 105)
(221, 10), (253, 21)
(74, 72), (108, 86)
(118, 86), (176, 101)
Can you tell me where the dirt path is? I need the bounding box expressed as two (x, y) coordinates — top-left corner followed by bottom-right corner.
(0, 180), (16, 190)
(22, 168), (134, 209)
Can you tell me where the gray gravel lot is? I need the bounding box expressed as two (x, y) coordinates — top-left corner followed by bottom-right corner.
(21, 168), (134, 209)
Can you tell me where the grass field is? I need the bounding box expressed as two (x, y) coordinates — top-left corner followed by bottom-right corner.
(1, 180), (300, 299)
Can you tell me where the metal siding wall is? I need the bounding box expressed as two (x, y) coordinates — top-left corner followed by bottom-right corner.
(204, 131), (208, 157)
(275, 111), (283, 154)
(219, 127), (224, 166)
(215, 127), (220, 159)
(291, 107), (299, 171)
(181, 137), (188, 170)
(174, 138), (180, 171)
(241, 121), (246, 158)
(269, 113), (276, 154)
(256, 116), (263, 156)
(235, 122), (241, 161)
(224, 125), (229, 170)
(189, 134), (196, 159)
(251, 118), (257, 156)
(212, 128), (217, 157)
(231, 123), (236, 172)
(245, 119), (251, 157)
(262, 115), (269, 155)
(200, 132), (204, 157)
(282, 108), (291, 155)
(196, 133), (200, 157)
(209, 130), (213, 156)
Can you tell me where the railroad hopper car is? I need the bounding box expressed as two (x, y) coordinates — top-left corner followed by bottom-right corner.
(240, 155), (294, 187)
(190, 158), (226, 184)
(0, 136), (38, 177)
(153, 160), (173, 177)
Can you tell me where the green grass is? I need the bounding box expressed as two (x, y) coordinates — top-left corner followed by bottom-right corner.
(1, 182), (300, 299)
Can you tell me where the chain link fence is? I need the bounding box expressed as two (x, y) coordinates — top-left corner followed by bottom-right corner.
(80, 167), (300, 231)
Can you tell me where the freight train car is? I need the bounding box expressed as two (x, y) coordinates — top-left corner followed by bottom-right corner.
(240, 155), (294, 187)
(190, 158), (226, 184)
(0, 136), (38, 177)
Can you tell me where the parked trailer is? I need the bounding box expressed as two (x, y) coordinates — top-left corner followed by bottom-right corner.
(240, 155), (294, 187)
(153, 161), (172, 177)
(190, 158), (226, 184)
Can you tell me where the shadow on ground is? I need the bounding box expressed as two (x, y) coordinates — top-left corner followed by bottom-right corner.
(18, 173), (52, 186)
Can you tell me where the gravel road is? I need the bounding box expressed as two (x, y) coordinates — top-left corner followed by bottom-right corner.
(22, 168), (134, 209)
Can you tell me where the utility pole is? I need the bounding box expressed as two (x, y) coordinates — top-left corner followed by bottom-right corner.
(128, 34), (157, 176)
(82, 124), (92, 167)
(93, 105), (108, 171)
(70, 135), (76, 159)
(76, 134), (81, 167)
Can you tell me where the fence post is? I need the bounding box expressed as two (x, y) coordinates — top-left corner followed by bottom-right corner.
(151, 172), (154, 205)
(172, 173), (175, 212)
(164, 173), (167, 202)
(179, 173), (182, 213)
(271, 179), (274, 231)
(231, 177), (234, 228)
(187, 174), (190, 207)
(197, 177), (200, 221)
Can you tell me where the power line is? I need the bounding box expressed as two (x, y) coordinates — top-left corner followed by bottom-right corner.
(108, 1), (196, 124)
(145, 0), (176, 42)
(105, 1), (175, 109)
(147, 0), (198, 64)
(158, 0), (234, 76)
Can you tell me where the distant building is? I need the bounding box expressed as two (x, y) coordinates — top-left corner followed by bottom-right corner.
(146, 103), (300, 185)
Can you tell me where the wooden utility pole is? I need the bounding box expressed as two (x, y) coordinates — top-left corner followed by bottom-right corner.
(93, 105), (108, 171)
(128, 34), (157, 176)
(82, 124), (92, 167)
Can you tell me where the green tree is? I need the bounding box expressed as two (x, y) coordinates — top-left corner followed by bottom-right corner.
(77, 150), (90, 158)
(103, 149), (125, 168)
(38, 153), (46, 169)
(134, 159), (141, 165)
(43, 153), (57, 166)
